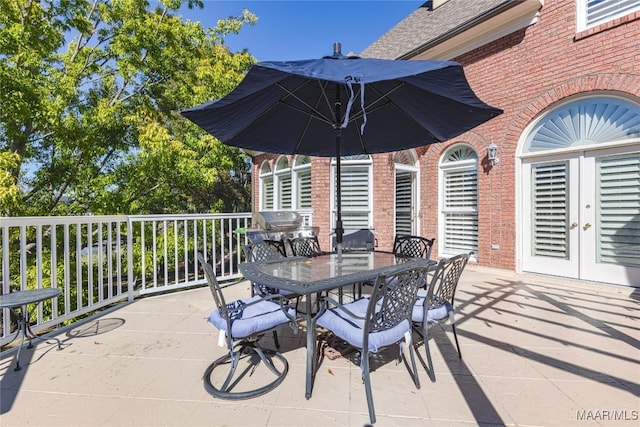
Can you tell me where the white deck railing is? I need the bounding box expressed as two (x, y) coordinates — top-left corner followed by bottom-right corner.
(0, 212), (312, 346)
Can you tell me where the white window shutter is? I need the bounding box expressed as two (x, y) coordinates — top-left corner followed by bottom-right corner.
(443, 168), (478, 254)
(395, 172), (413, 235)
(278, 175), (292, 209)
(531, 161), (569, 258)
(597, 152), (640, 266)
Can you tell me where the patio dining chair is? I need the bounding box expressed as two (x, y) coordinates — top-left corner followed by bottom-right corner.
(412, 252), (470, 381)
(288, 235), (322, 257)
(198, 253), (297, 400)
(243, 240), (294, 348)
(316, 264), (431, 424)
(333, 228), (377, 252)
(243, 240), (288, 297)
(288, 235), (327, 312)
(392, 235), (435, 260)
(331, 229), (378, 302)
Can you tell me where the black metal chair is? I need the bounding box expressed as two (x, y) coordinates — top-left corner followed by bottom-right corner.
(244, 239), (287, 262)
(392, 235), (435, 259)
(242, 240), (293, 348)
(243, 240), (287, 297)
(333, 228), (377, 252)
(316, 264), (431, 424)
(288, 235), (324, 311)
(331, 229), (378, 302)
(198, 253), (297, 399)
(288, 235), (322, 257)
(411, 252), (470, 381)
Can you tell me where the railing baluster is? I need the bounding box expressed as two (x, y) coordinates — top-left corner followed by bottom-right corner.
(0, 212), (286, 347)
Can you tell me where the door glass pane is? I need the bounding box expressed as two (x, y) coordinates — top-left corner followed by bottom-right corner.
(531, 161), (568, 258)
(597, 152), (640, 266)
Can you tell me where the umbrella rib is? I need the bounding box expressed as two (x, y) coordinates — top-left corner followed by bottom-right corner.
(349, 82), (406, 122)
(275, 82), (335, 126)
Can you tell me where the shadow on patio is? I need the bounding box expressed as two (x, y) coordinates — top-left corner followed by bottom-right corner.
(1, 266), (638, 426)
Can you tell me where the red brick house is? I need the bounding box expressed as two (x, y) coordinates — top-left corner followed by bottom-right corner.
(250, 0), (640, 287)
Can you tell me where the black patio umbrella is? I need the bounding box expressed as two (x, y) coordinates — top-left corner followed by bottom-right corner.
(181, 43), (502, 258)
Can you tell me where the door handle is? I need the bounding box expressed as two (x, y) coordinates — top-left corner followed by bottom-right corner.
(570, 222), (578, 229)
(583, 223), (592, 230)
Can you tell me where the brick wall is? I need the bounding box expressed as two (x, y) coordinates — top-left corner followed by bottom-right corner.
(414, 0), (639, 269)
(252, 0), (640, 271)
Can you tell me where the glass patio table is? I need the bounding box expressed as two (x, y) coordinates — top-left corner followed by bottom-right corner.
(239, 250), (435, 399)
(0, 288), (62, 371)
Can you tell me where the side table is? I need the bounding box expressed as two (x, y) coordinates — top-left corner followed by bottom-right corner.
(0, 288), (62, 371)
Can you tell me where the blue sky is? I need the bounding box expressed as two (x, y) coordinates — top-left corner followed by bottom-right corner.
(178, 1), (424, 61)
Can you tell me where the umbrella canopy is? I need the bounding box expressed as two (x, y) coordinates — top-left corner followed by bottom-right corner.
(181, 44), (502, 255)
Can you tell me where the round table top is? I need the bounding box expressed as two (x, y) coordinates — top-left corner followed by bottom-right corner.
(0, 288), (62, 309)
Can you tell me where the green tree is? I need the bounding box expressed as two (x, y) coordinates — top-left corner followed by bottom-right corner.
(0, 0), (256, 216)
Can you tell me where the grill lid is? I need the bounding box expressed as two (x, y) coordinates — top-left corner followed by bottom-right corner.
(252, 211), (303, 231)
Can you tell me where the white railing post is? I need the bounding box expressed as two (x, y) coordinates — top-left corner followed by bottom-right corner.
(127, 218), (135, 302)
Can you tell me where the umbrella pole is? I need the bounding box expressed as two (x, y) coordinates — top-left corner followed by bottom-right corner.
(335, 132), (343, 263)
(334, 78), (344, 263)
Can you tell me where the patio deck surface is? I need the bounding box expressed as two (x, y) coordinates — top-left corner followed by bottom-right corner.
(1, 265), (638, 426)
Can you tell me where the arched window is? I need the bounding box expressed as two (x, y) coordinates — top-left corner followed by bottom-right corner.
(259, 161), (273, 210)
(274, 156), (292, 209)
(293, 155), (312, 209)
(439, 144), (478, 257)
(523, 96), (640, 153)
(331, 154), (373, 230)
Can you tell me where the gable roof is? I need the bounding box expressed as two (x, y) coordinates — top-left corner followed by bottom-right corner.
(360, 0), (518, 59)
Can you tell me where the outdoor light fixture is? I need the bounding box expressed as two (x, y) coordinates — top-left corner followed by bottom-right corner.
(487, 142), (499, 165)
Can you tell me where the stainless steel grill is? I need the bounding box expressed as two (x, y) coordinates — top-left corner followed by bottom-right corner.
(245, 211), (318, 244)
(252, 211), (302, 232)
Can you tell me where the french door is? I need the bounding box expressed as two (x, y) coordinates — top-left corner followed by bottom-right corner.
(522, 145), (640, 286)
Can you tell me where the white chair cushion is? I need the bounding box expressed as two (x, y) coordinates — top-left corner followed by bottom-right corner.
(208, 295), (295, 339)
(412, 289), (454, 323)
(316, 298), (411, 353)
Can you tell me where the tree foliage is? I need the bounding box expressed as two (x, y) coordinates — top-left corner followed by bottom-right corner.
(0, 0), (256, 216)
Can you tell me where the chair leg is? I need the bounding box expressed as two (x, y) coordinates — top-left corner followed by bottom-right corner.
(423, 325), (436, 382)
(272, 330), (280, 349)
(361, 351), (376, 425)
(406, 340), (421, 389)
(451, 323), (462, 359)
(204, 343), (289, 400)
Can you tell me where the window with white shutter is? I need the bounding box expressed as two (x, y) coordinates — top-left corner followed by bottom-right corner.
(395, 172), (413, 235)
(577, 0), (640, 32)
(293, 155), (312, 209)
(332, 155), (372, 230)
(524, 96), (640, 152)
(259, 161), (274, 210)
(394, 150), (419, 236)
(440, 145), (478, 257)
(275, 156), (292, 209)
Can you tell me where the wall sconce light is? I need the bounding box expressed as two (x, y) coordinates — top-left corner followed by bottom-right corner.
(487, 143), (499, 165)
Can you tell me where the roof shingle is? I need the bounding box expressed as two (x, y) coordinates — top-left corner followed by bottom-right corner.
(361, 0), (511, 59)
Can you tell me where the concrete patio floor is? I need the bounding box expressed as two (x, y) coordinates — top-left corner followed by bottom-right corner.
(1, 265), (638, 426)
